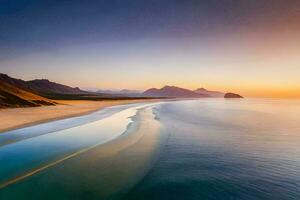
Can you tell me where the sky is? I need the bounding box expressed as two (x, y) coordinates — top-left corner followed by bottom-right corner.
(0, 0), (300, 97)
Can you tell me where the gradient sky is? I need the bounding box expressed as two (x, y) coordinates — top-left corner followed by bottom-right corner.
(0, 0), (300, 97)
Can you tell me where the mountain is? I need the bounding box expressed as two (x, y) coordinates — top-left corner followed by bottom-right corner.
(0, 73), (87, 97)
(95, 89), (141, 98)
(26, 79), (86, 95)
(224, 93), (243, 98)
(194, 88), (224, 97)
(0, 80), (56, 108)
(96, 89), (116, 94)
(143, 86), (208, 98)
(96, 89), (140, 95)
(119, 89), (140, 94)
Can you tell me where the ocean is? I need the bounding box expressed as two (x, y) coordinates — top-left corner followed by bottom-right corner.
(0, 99), (299, 199)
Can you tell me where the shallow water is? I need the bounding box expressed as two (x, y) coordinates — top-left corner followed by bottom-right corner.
(0, 102), (147, 146)
(0, 99), (299, 199)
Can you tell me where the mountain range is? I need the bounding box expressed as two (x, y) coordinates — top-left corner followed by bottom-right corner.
(0, 73), (87, 97)
(0, 80), (56, 108)
(0, 73), (89, 108)
(142, 86), (228, 98)
(0, 73), (242, 108)
(96, 89), (140, 95)
(143, 86), (208, 98)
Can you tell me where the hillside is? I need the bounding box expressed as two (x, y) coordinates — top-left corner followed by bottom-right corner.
(0, 81), (56, 108)
(194, 88), (224, 97)
(143, 86), (208, 98)
(0, 73), (87, 97)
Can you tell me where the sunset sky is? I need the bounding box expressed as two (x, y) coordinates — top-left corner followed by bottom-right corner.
(0, 0), (300, 97)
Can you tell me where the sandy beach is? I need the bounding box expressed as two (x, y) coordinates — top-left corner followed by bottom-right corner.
(0, 105), (163, 199)
(0, 99), (159, 133)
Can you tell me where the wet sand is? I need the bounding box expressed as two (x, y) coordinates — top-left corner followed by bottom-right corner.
(0, 106), (164, 200)
(0, 99), (159, 133)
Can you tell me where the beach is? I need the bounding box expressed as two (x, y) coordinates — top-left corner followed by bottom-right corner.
(0, 102), (164, 199)
(0, 99), (159, 133)
(0, 99), (300, 199)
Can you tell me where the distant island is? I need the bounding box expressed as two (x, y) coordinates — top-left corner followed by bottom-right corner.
(0, 73), (243, 108)
(224, 93), (243, 98)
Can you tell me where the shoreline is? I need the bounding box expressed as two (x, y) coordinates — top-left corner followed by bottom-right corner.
(0, 99), (162, 133)
(0, 105), (163, 198)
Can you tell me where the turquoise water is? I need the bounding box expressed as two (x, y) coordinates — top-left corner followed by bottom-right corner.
(0, 99), (300, 199)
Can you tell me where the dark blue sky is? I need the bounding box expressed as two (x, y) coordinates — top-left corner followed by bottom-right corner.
(0, 0), (299, 97)
(1, 0), (298, 57)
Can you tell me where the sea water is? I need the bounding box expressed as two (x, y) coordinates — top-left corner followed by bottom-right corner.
(0, 99), (299, 200)
(125, 99), (300, 200)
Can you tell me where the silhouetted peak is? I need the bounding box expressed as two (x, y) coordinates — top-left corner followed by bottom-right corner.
(195, 88), (207, 92)
(33, 79), (50, 82)
(161, 85), (173, 89)
(143, 85), (208, 98)
(0, 73), (9, 78)
(29, 79), (53, 84)
(161, 85), (182, 90)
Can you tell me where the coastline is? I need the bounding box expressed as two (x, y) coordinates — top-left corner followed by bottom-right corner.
(0, 104), (164, 198)
(0, 99), (161, 133)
